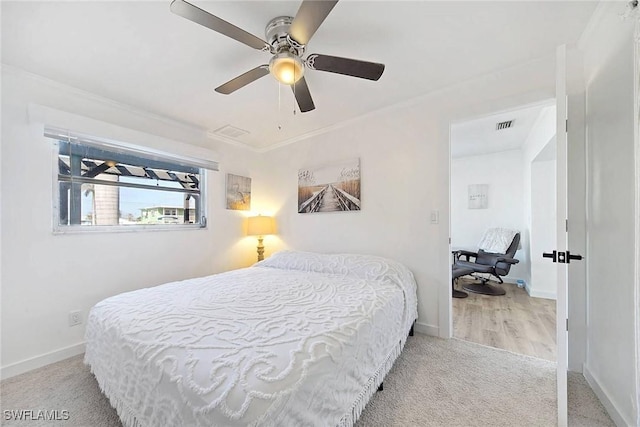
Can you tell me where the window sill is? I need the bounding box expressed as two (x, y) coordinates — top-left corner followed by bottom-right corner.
(53, 224), (206, 235)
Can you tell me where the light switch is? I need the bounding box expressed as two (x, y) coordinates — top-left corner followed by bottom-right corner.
(430, 210), (439, 224)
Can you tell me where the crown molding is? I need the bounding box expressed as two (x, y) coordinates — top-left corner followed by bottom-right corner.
(1, 63), (210, 138)
(205, 130), (258, 151)
(258, 89), (450, 153)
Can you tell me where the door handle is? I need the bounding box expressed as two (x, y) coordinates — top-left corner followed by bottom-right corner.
(542, 250), (583, 264)
(566, 251), (583, 264)
(542, 250), (557, 263)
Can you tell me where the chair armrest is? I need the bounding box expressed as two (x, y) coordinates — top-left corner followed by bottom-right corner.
(493, 257), (519, 266)
(456, 250), (478, 261)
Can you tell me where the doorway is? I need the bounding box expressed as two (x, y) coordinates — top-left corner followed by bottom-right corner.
(449, 100), (558, 361)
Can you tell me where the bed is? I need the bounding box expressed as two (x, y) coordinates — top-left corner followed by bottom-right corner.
(84, 250), (418, 427)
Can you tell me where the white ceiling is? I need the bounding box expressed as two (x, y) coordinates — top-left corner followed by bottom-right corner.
(450, 102), (553, 158)
(1, 1), (597, 151)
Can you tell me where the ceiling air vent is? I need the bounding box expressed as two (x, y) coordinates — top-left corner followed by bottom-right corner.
(495, 120), (514, 131)
(213, 125), (250, 139)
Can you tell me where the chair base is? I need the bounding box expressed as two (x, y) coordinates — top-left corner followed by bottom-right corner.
(463, 282), (506, 296)
(452, 265), (474, 299)
(453, 289), (469, 298)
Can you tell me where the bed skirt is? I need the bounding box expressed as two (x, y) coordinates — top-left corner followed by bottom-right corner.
(337, 320), (415, 427)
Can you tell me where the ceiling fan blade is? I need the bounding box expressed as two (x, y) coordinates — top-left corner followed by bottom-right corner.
(215, 65), (270, 95)
(307, 54), (385, 81)
(289, 0), (339, 46)
(170, 0), (271, 51)
(291, 77), (315, 113)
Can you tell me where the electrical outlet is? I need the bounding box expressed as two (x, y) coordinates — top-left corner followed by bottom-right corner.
(69, 310), (82, 327)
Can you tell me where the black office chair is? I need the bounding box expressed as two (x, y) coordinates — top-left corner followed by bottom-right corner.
(454, 232), (520, 296)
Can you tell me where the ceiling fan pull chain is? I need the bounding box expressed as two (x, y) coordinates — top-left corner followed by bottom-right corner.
(278, 82), (282, 130)
(293, 68), (297, 116)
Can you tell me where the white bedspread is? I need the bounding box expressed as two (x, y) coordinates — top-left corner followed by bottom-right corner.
(85, 251), (418, 427)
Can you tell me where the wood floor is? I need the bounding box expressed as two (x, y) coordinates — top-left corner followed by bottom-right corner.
(453, 277), (557, 361)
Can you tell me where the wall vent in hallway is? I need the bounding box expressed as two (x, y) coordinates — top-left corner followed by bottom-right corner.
(495, 120), (514, 130)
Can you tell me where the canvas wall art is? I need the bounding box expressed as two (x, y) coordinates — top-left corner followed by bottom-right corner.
(468, 184), (489, 209)
(298, 158), (361, 213)
(226, 173), (251, 211)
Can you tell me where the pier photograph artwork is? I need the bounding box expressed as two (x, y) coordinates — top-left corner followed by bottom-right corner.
(298, 158), (361, 214)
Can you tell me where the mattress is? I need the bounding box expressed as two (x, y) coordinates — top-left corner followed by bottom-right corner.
(84, 251), (418, 426)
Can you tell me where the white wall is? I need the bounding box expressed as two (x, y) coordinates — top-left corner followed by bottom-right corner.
(450, 149), (526, 282)
(529, 157), (557, 299)
(580, 3), (638, 425)
(521, 105), (556, 287)
(0, 67), (263, 378)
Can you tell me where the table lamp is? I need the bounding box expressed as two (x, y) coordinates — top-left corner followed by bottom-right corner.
(247, 215), (275, 262)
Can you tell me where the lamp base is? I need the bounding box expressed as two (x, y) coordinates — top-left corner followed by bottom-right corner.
(256, 236), (265, 262)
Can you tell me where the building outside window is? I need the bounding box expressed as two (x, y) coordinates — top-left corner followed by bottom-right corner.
(47, 128), (217, 232)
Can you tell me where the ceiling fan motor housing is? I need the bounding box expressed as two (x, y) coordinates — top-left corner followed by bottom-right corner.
(266, 16), (304, 57)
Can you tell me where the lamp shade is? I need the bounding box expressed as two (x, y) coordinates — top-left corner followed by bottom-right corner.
(247, 215), (275, 236)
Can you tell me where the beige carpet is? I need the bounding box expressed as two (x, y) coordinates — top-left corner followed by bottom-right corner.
(1, 334), (613, 426)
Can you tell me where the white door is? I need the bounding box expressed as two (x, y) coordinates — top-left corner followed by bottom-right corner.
(555, 44), (569, 427)
(546, 44), (584, 427)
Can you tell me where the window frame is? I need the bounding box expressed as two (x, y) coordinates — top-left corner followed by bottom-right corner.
(48, 128), (215, 234)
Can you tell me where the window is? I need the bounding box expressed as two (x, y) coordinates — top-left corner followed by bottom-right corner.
(47, 128), (218, 232)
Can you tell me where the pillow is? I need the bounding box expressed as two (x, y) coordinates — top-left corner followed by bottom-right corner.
(257, 250), (416, 290)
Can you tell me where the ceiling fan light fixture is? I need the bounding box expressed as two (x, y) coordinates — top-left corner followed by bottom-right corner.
(269, 52), (304, 85)
(172, 0), (385, 113)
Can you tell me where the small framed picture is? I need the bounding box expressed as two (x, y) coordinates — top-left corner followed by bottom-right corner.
(468, 184), (488, 209)
(226, 173), (251, 211)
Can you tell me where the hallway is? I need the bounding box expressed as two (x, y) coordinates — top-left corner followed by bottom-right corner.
(453, 278), (556, 361)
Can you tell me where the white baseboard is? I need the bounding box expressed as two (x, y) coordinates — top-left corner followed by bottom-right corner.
(529, 289), (557, 300)
(414, 321), (439, 337)
(524, 283), (557, 300)
(1, 342), (85, 380)
(583, 363), (635, 426)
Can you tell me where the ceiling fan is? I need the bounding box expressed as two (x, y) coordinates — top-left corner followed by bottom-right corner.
(170, 0), (385, 113)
